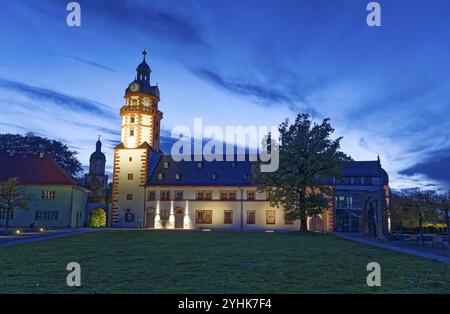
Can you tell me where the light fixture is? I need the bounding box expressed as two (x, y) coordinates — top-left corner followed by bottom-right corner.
(15, 229), (21, 235)
(39, 227), (45, 232)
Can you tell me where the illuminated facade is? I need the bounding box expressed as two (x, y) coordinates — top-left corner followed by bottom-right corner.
(111, 53), (389, 235)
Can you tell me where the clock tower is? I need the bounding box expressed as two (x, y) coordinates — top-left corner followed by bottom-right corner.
(121, 50), (163, 150)
(111, 51), (163, 227)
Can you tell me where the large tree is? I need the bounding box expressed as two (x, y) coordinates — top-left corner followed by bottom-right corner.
(0, 133), (82, 177)
(252, 113), (351, 232)
(0, 178), (29, 232)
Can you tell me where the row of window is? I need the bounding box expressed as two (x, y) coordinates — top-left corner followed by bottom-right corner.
(335, 177), (383, 186)
(35, 210), (59, 221)
(143, 190), (259, 201)
(42, 190), (56, 200)
(194, 210), (292, 225)
(0, 209), (59, 221)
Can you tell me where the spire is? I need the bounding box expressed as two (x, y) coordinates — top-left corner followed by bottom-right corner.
(136, 50), (151, 84)
(96, 135), (102, 152)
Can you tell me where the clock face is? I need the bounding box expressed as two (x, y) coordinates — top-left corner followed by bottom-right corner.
(129, 82), (139, 92)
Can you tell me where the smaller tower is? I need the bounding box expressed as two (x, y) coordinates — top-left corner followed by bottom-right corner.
(85, 136), (109, 201)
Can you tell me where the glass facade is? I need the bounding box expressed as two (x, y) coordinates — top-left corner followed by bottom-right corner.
(334, 192), (364, 233)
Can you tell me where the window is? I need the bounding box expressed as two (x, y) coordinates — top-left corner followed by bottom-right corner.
(129, 157), (133, 162)
(175, 173), (181, 180)
(125, 209), (135, 222)
(130, 117), (135, 123)
(196, 210), (212, 224)
(284, 214), (294, 225)
(126, 194), (133, 200)
(34, 210), (58, 221)
(247, 210), (255, 224)
(158, 173), (163, 180)
(128, 173), (134, 180)
(220, 191), (237, 200)
(175, 190), (184, 201)
(160, 210), (170, 221)
(163, 162), (169, 168)
(353, 177), (362, 185)
(247, 191), (256, 200)
(41, 190), (56, 200)
(266, 210), (276, 225)
(211, 173), (217, 180)
(130, 130), (134, 136)
(160, 190), (171, 201)
(224, 210), (233, 224)
(196, 190), (212, 200)
(197, 162), (202, 168)
(147, 191), (156, 201)
(0, 208), (13, 220)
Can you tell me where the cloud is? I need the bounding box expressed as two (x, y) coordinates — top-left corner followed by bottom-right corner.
(33, 0), (209, 48)
(399, 148), (450, 187)
(0, 78), (116, 120)
(64, 56), (117, 73)
(190, 67), (319, 115)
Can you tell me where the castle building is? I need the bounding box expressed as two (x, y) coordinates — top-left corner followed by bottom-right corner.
(112, 52), (390, 236)
(84, 137), (108, 200)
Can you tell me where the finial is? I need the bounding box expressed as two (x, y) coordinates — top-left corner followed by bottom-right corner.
(377, 154), (380, 162)
(142, 50), (147, 60)
(98, 135), (101, 141)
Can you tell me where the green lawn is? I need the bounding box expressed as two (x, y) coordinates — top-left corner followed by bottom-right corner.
(0, 230), (449, 293)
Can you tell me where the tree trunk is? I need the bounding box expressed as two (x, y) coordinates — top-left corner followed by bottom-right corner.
(419, 214), (424, 246)
(445, 208), (449, 250)
(300, 218), (308, 232)
(4, 208), (10, 232)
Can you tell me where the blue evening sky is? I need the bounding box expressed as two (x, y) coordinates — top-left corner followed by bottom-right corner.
(0, 0), (449, 191)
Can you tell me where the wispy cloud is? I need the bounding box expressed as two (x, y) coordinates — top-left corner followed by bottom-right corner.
(33, 0), (209, 48)
(64, 56), (117, 73)
(0, 78), (115, 119)
(191, 67), (319, 115)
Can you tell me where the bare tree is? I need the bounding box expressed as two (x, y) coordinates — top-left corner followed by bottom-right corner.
(0, 178), (29, 232)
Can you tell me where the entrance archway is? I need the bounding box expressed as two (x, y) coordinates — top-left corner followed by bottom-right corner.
(175, 208), (184, 229)
(89, 208), (107, 227)
(312, 215), (323, 232)
(145, 208), (155, 228)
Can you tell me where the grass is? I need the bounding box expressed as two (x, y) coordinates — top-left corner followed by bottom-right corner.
(0, 230), (449, 293)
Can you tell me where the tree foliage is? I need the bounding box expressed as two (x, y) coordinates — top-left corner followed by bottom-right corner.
(0, 178), (30, 231)
(89, 208), (107, 227)
(252, 113), (351, 231)
(0, 133), (82, 177)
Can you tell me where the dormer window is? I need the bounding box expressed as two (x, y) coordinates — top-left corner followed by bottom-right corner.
(211, 173), (217, 180)
(231, 162), (236, 168)
(158, 173), (163, 180)
(163, 162), (169, 169)
(175, 173), (181, 180)
(243, 174), (248, 180)
(197, 162), (202, 168)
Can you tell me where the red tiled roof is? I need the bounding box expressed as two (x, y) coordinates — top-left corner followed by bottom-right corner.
(0, 152), (75, 185)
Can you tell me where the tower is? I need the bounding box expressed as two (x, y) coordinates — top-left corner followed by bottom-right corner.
(111, 51), (163, 227)
(120, 50), (163, 150)
(85, 136), (108, 201)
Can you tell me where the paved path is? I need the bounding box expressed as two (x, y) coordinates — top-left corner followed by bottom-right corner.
(0, 228), (100, 248)
(333, 232), (450, 264)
